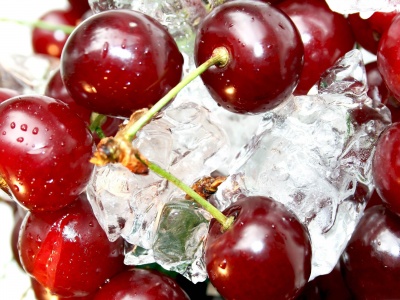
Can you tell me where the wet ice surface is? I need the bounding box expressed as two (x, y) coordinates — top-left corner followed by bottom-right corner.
(212, 50), (391, 280)
(325, 0), (400, 17)
(86, 102), (228, 281)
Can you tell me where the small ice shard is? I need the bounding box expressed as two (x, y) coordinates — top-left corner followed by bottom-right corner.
(325, 0), (400, 17)
(86, 102), (229, 264)
(212, 49), (391, 280)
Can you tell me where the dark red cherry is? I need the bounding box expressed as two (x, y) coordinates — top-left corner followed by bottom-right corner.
(31, 278), (96, 300)
(277, 0), (355, 95)
(195, 1), (304, 114)
(0, 88), (20, 103)
(68, 0), (91, 18)
(45, 69), (92, 125)
(367, 10), (399, 35)
(348, 13), (380, 54)
(341, 205), (400, 299)
(32, 9), (80, 58)
(205, 196), (312, 300)
(377, 15), (400, 100)
(0, 95), (94, 211)
(61, 9), (183, 118)
(19, 195), (125, 298)
(372, 122), (400, 216)
(93, 268), (190, 300)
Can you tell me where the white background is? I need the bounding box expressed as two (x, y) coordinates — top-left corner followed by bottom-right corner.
(0, 1), (69, 299)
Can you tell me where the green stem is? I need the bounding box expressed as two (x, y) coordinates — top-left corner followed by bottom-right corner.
(143, 159), (234, 230)
(0, 18), (75, 34)
(89, 113), (107, 138)
(121, 47), (230, 141)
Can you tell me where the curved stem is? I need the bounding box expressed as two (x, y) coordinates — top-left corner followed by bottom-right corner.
(0, 18), (75, 34)
(141, 158), (234, 230)
(121, 47), (230, 142)
(89, 113), (107, 138)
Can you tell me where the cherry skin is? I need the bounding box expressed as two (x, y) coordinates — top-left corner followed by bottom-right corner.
(93, 268), (190, 300)
(347, 13), (380, 54)
(377, 15), (400, 101)
(0, 95), (94, 211)
(195, 0), (304, 114)
(205, 195), (312, 300)
(277, 0), (355, 95)
(340, 205), (400, 299)
(68, 0), (91, 18)
(18, 195), (126, 298)
(31, 278), (96, 300)
(32, 9), (80, 58)
(372, 122), (400, 216)
(61, 9), (184, 118)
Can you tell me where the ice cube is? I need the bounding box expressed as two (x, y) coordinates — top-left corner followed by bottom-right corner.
(325, 0), (400, 18)
(212, 49), (391, 280)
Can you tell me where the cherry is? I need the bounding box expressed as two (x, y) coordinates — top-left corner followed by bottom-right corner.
(377, 15), (400, 101)
(194, 0), (304, 114)
(372, 122), (400, 216)
(18, 194), (125, 298)
(340, 205), (400, 299)
(347, 13), (380, 54)
(0, 95), (94, 211)
(68, 0), (91, 18)
(32, 9), (80, 58)
(277, 0), (355, 95)
(205, 196), (312, 300)
(367, 10), (399, 36)
(45, 69), (92, 125)
(93, 268), (190, 299)
(61, 9), (184, 118)
(31, 278), (95, 300)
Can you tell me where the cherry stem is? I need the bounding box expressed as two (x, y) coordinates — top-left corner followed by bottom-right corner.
(89, 113), (107, 138)
(0, 18), (75, 34)
(121, 47), (230, 142)
(137, 156), (234, 231)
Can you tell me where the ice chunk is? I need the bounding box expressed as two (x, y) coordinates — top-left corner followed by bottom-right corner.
(212, 50), (391, 280)
(325, 0), (400, 17)
(86, 101), (229, 256)
(152, 199), (210, 282)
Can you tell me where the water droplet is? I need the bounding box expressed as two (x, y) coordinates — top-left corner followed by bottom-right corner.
(16, 137), (24, 143)
(121, 39), (127, 49)
(20, 124), (28, 131)
(102, 42), (109, 58)
(2, 131), (5, 135)
(10, 122), (15, 129)
(32, 127), (39, 134)
(13, 185), (19, 192)
(218, 259), (227, 269)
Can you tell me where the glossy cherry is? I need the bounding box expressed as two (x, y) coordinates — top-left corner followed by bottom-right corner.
(377, 15), (400, 100)
(61, 9), (183, 118)
(93, 268), (189, 300)
(32, 9), (80, 58)
(68, 0), (91, 18)
(347, 13), (380, 54)
(340, 205), (400, 299)
(277, 0), (355, 95)
(0, 88), (20, 103)
(372, 122), (400, 216)
(0, 95), (94, 211)
(205, 196), (312, 300)
(18, 195), (125, 298)
(195, 0), (304, 114)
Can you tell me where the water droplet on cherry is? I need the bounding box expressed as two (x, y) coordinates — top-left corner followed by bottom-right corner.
(20, 124), (28, 131)
(10, 122), (16, 129)
(32, 127), (39, 134)
(16, 137), (24, 143)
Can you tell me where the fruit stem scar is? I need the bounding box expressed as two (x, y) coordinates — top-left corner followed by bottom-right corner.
(136, 155), (232, 229)
(121, 46), (231, 142)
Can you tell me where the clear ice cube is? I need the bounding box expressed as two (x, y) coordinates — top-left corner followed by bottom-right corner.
(325, 0), (400, 17)
(86, 102), (229, 275)
(212, 50), (391, 280)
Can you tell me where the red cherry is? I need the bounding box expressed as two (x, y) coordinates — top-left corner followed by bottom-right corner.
(372, 122), (400, 216)
(277, 0), (355, 95)
(0, 95), (94, 211)
(68, 0), (91, 18)
(31, 278), (95, 300)
(367, 10), (399, 35)
(18, 195), (125, 297)
(195, 0), (304, 113)
(347, 13), (380, 54)
(61, 9), (184, 118)
(32, 9), (79, 58)
(377, 15), (400, 100)
(205, 196), (312, 300)
(93, 268), (190, 300)
(341, 205), (400, 299)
